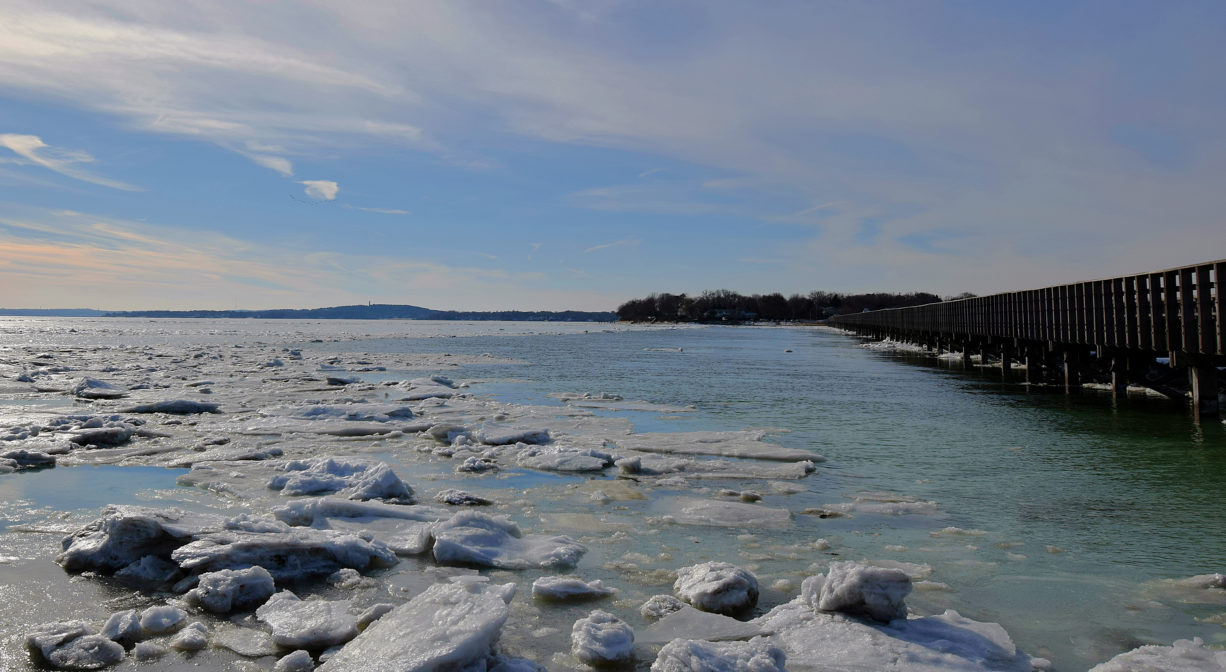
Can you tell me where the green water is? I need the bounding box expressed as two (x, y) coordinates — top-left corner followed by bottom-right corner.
(319, 325), (1226, 669)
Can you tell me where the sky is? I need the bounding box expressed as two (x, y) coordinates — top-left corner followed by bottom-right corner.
(0, 1), (1224, 311)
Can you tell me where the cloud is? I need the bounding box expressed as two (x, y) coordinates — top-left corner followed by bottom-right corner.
(0, 133), (140, 190)
(584, 238), (641, 254)
(352, 206), (409, 215)
(301, 180), (339, 200)
(248, 153), (294, 177)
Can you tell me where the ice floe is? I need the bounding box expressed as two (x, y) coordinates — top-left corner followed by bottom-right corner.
(316, 579), (515, 671)
(256, 590), (359, 649)
(184, 565), (276, 613)
(571, 610), (635, 666)
(1088, 637), (1226, 671)
(267, 456), (413, 502)
(674, 561), (760, 615)
(650, 638), (786, 672)
(431, 511), (586, 569)
(532, 576), (615, 601)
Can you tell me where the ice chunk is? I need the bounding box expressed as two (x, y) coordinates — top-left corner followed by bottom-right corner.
(329, 568), (362, 588)
(169, 622), (208, 651)
(273, 496), (446, 527)
(213, 624), (278, 657)
(641, 595), (687, 620)
(47, 635), (125, 670)
(114, 554), (181, 585)
(476, 426), (551, 445)
(121, 399), (220, 414)
(317, 580), (516, 671)
(284, 403), (415, 423)
(499, 444), (614, 472)
(651, 638), (787, 672)
(431, 512), (586, 570)
(356, 603), (395, 630)
(57, 506), (224, 572)
(456, 456), (499, 473)
(139, 605), (186, 634)
(73, 378), (127, 399)
(70, 425), (135, 447)
(571, 610), (635, 666)
(1088, 637), (1226, 671)
(256, 590), (359, 649)
(615, 431), (819, 462)
(268, 457), (413, 502)
(816, 562), (912, 623)
(131, 641), (166, 661)
(100, 610), (143, 644)
(532, 576), (615, 601)
(640, 605), (766, 645)
(674, 562), (759, 615)
(0, 448), (55, 469)
(661, 498), (792, 529)
(756, 598), (1038, 672)
(171, 526), (398, 580)
(275, 649), (317, 672)
(435, 489), (493, 506)
(184, 566), (276, 613)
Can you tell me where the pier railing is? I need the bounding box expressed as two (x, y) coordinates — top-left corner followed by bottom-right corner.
(828, 259), (1224, 417)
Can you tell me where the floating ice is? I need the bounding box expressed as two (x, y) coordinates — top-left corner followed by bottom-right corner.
(100, 610), (143, 645)
(615, 431), (819, 462)
(168, 622), (208, 651)
(1088, 637), (1226, 671)
(812, 562), (913, 623)
(0, 448), (56, 470)
(475, 425), (551, 446)
(641, 595), (687, 620)
(184, 565), (276, 613)
(171, 525), (398, 580)
(113, 554), (181, 585)
(121, 399), (220, 414)
(131, 641), (166, 661)
(138, 605), (186, 634)
(57, 506), (225, 573)
(674, 561), (759, 615)
(431, 511), (586, 570)
(640, 605), (767, 644)
(268, 457), (413, 502)
(317, 579), (516, 671)
(256, 590), (359, 649)
(435, 489), (493, 506)
(661, 497), (792, 529)
(26, 621), (125, 670)
(651, 638), (787, 672)
(532, 576), (615, 601)
(492, 443), (613, 472)
(275, 649), (317, 672)
(73, 378), (127, 399)
(571, 610), (635, 666)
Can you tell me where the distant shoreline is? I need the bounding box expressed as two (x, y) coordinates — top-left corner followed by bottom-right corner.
(0, 304), (617, 322)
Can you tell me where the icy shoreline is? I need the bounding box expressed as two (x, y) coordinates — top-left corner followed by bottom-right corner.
(0, 319), (1220, 671)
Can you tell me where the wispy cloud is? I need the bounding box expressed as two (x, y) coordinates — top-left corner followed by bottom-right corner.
(0, 133), (140, 190)
(301, 180), (339, 200)
(350, 206), (409, 216)
(584, 238), (641, 254)
(247, 153), (294, 177)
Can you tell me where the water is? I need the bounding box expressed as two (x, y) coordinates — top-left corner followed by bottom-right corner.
(1, 319), (1223, 670)
(313, 324), (1226, 666)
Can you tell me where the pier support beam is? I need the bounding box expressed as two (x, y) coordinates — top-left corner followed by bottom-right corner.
(999, 346), (1013, 374)
(1189, 364), (1220, 420)
(1025, 346), (1044, 384)
(1062, 351), (1081, 393)
(1110, 355), (1129, 400)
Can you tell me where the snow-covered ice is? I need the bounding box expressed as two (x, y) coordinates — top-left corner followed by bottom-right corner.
(811, 561), (913, 623)
(674, 561), (760, 615)
(532, 576), (615, 601)
(431, 511), (586, 570)
(184, 565), (276, 613)
(650, 638), (786, 672)
(317, 579), (516, 671)
(1088, 637), (1226, 671)
(255, 590), (359, 649)
(571, 610), (635, 666)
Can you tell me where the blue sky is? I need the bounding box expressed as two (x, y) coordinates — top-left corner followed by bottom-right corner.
(1, 1), (1223, 311)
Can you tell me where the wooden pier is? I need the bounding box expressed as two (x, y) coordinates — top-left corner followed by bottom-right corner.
(828, 260), (1226, 419)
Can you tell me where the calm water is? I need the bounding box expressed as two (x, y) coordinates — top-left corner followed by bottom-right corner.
(314, 324), (1226, 668)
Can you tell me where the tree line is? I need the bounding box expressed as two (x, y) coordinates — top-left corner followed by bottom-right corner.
(616, 289), (956, 323)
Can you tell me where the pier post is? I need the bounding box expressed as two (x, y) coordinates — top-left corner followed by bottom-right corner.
(1063, 351), (1081, 392)
(1025, 345), (1044, 384)
(961, 344), (973, 366)
(1110, 355), (1129, 400)
(1189, 364), (1220, 420)
(999, 345), (1013, 374)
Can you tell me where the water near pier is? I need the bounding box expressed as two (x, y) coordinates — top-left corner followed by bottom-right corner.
(1, 318), (1223, 670)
